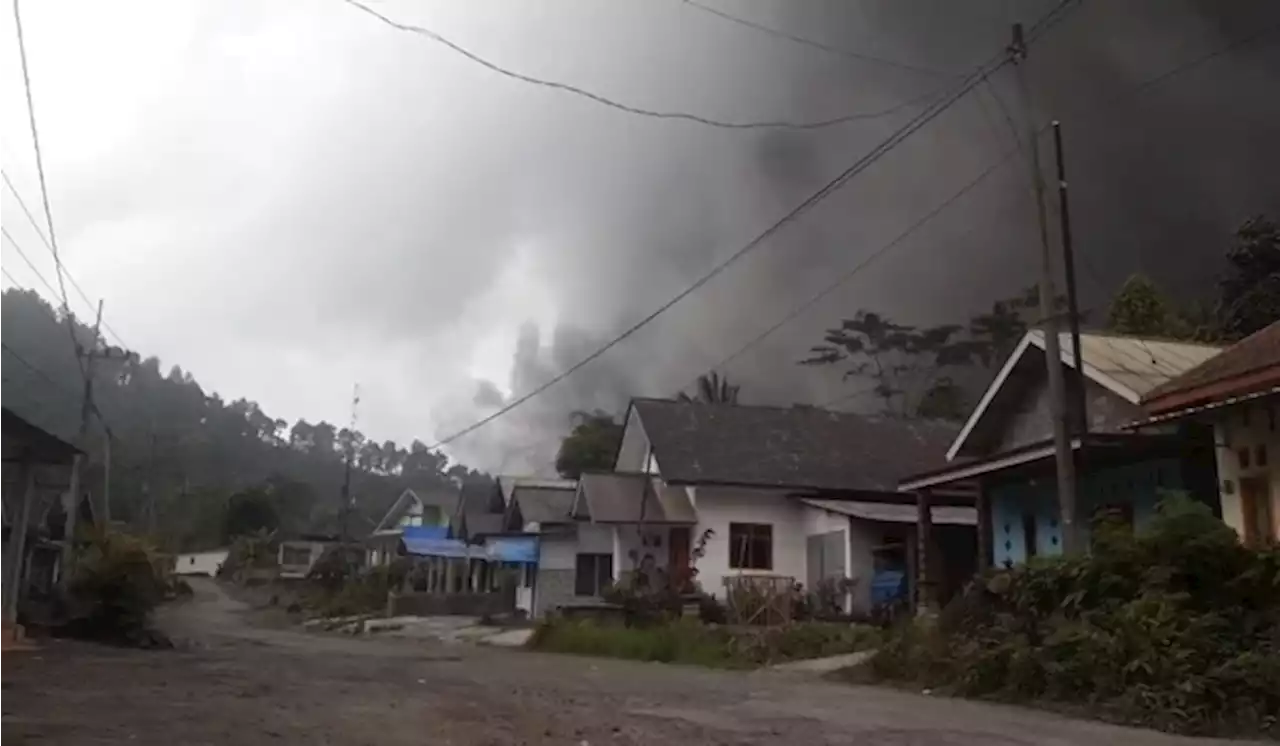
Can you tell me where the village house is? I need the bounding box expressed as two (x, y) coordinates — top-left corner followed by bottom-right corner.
(365, 487), (458, 567)
(498, 477), (579, 617)
(2, 407), (88, 631)
(521, 398), (971, 618)
(1140, 321), (1279, 546)
(174, 547), (230, 576)
(899, 330), (1222, 568)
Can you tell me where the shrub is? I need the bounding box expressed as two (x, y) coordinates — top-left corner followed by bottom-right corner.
(530, 618), (878, 668)
(858, 496), (1280, 737)
(62, 527), (167, 644)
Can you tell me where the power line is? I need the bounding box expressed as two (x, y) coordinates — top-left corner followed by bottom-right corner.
(423, 1), (1081, 450)
(1, 169), (132, 350)
(2, 225), (60, 298)
(2, 266), (23, 287)
(681, 0), (951, 79)
(12, 0), (71, 318)
(341, 0), (948, 130)
(690, 146), (1024, 389)
(1, 341), (79, 400)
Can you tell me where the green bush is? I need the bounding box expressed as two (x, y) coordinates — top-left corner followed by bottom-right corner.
(530, 618), (878, 668)
(63, 527), (167, 643)
(861, 496), (1280, 737)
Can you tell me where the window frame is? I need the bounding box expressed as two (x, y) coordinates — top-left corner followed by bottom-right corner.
(573, 553), (613, 596)
(728, 522), (774, 571)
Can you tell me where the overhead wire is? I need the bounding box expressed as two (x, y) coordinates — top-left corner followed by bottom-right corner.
(680, 0), (952, 79)
(421, 0), (1082, 450)
(2, 225), (60, 299)
(695, 14), (1278, 395)
(1, 169), (132, 351)
(341, 0), (950, 130)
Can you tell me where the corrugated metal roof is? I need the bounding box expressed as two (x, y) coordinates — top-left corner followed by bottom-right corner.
(1033, 330), (1221, 400)
(801, 498), (976, 526)
(1143, 321), (1280, 410)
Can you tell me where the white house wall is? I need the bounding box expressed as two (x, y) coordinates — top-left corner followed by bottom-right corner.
(1214, 396), (1280, 544)
(615, 411), (652, 472)
(175, 549), (228, 576)
(692, 486), (808, 598)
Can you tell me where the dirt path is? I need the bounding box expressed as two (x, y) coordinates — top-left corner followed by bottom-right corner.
(2, 579), (1259, 745)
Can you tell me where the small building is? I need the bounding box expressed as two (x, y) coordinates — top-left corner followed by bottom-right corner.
(1141, 321), (1279, 546)
(498, 477), (578, 617)
(277, 532), (339, 579)
(900, 330), (1222, 567)
(2, 407), (86, 627)
(512, 398), (965, 619)
(366, 487), (458, 567)
(175, 548), (229, 576)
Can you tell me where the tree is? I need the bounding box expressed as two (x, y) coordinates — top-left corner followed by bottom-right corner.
(1215, 215), (1280, 341)
(1107, 274), (1188, 338)
(223, 487), (280, 541)
(555, 411), (624, 479)
(801, 286), (1052, 421)
(677, 371), (740, 404)
(0, 288), (484, 551)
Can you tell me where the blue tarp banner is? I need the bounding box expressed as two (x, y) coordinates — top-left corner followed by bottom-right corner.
(483, 536), (538, 564)
(402, 525), (449, 540)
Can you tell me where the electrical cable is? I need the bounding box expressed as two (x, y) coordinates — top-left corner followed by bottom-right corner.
(341, 0), (951, 130)
(1, 169), (132, 351)
(421, 0), (1082, 450)
(2, 225), (61, 299)
(680, 0), (951, 79)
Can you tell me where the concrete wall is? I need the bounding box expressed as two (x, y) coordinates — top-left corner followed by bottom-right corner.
(1214, 396), (1279, 545)
(388, 586), (515, 617)
(175, 549), (228, 576)
(691, 486), (808, 598)
(614, 413), (651, 472)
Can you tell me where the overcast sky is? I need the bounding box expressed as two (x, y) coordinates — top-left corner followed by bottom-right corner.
(3, 0), (1277, 475)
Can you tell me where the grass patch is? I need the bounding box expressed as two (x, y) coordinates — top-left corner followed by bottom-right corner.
(529, 617), (879, 668)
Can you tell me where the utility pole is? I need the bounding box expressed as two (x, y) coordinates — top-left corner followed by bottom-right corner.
(339, 383), (360, 547)
(61, 301), (130, 576)
(1052, 120), (1089, 437)
(102, 428), (112, 523)
(1010, 23), (1079, 555)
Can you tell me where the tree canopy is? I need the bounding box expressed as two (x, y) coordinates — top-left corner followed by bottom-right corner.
(1106, 274), (1188, 339)
(554, 410), (623, 479)
(1215, 215), (1280, 341)
(1, 289), (487, 551)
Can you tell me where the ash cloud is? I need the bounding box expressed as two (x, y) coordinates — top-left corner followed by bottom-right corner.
(446, 0), (1280, 474)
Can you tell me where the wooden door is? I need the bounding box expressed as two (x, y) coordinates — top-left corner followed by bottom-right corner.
(1240, 477), (1274, 548)
(668, 527), (691, 588)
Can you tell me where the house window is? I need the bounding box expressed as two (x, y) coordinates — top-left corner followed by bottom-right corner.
(1256, 444), (1268, 467)
(574, 553), (613, 596)
(729, 523), (773, 570)
(1239, 447), (1252, 469)
(281, 545), (311, 566)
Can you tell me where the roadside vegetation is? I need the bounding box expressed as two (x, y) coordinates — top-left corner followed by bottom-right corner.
(530, 617), (879, 668)
(844, 496), (1280, 739)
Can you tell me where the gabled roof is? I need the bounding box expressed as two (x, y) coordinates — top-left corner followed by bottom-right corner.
(627, 398), (954, 493)
(1142, 321), (1280, 416)
(572, 472), (697, 524)
(505, 481), (577, 527)
(947, 330), (1221, 460)
(371, 487), (457, 533)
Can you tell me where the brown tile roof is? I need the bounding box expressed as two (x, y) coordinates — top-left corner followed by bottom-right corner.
(1142, 321), (1280, 414)
(630, 399), (955, 493)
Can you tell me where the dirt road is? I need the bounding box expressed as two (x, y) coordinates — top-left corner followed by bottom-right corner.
(1, 580), (1255, 745)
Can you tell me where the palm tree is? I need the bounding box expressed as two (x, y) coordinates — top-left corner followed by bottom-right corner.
(677, 371), (740, 404)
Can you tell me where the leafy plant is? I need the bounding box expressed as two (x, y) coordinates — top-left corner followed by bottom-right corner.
(62, 527), (167, 644)
(856, 495), (1280, 738)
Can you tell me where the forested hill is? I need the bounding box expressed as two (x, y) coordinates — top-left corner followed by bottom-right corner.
(1, 289), (488, 551)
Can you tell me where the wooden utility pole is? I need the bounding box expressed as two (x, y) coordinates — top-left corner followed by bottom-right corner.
(1010, 23), (1079, 555)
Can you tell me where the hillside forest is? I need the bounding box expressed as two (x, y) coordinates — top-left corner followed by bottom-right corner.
(2, 289), (489, 551)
